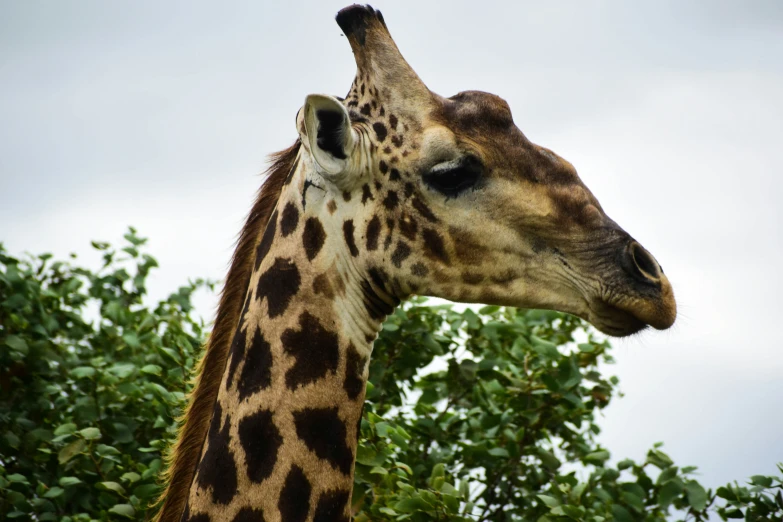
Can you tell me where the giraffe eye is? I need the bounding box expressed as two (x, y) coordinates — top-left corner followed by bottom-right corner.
(423, 157), (482, 197)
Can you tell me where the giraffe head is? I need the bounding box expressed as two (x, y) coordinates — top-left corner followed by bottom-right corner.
(295, 5), (675, 337)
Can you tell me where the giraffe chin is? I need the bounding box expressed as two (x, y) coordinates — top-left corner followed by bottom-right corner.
(587, 286), (677, 337)
(586, 304), (649, 338)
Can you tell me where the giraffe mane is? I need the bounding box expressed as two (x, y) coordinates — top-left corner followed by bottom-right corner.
(153, 140), (301, 522)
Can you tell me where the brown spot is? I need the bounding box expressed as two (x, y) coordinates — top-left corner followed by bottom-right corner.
(238, 409), (281, 485)
(237, 328), (273, 400)
(334, 271), (346, 295)
(399, 214), (417, 240)
(411, 262), (428, 277)
(313, 273), (335, 299)
(384, 218), (395, 251)
(361, 184), (374, 204)
(422, 228), (450, 264)
(491, 269), (517, 284)
(327, 199), (337, 214)
(391, 135), (403, 148)
(404, 182), (415, 198)
(391, 241), (411, 268)
(389, 168), (401, 181)
(303, 217), (326, 261)
(383, 146), (392, 154)
(293, 407), (353, 475)
(255, 209), (278, 270)
(343, 342), (367, 400)
(462, 272), (484, 285)
(314, 489), (350, 522)
(360, 103), (371, 116)
(383, 190), (399, 210)
(343, 220), (359, 257)
(412, 196), (438, 222)
(451, 227), (483, 266)
(282, 312), (339, 390)
(279, 465), (311, 522)
(373, 122), (387, 142)
(342, 191), (351, 202)
(279, 202), (299, 237)
(389, 114), (398, 128)
(379, 160), (388, 174)
(232, 508), (266, 522)
(366, 216), (381, 251)
(195, 402), (237, 505)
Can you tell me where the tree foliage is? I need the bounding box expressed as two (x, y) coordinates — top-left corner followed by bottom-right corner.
(1, 231), (781, 521)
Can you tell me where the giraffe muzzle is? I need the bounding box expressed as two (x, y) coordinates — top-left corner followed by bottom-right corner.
(602, 239), (676, 333)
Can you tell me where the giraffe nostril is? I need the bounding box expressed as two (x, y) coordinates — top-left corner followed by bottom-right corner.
(626, 242), (661, 282)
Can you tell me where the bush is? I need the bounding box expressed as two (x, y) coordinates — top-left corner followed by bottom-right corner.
(1, 231), (781, 521)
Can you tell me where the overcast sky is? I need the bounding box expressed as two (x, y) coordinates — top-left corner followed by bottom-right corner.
(2, 0), (782, 496)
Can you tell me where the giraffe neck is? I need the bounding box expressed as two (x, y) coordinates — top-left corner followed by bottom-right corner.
(184, 155), (397, 522)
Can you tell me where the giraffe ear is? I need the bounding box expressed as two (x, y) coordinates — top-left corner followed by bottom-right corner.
(300, 94), (357, 177)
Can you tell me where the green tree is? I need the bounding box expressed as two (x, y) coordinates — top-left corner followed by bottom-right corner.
(1, 231), (781, 521)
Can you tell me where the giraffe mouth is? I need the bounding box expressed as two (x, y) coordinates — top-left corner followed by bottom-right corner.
(586, 300), (649, 337)
(585, 274), (676, 337)
(561, 239), (676, 337)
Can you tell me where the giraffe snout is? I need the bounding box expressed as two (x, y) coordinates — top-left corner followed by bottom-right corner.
(615, 240), (676, 331)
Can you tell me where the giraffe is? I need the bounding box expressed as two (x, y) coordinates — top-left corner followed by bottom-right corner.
(155, 5), (676, 522)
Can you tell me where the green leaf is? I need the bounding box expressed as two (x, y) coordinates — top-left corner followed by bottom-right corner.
(141, 364), (163, 376)
(108, 362), (135, 379)
(394, 497), (432, 513)
(585, 450), (610, 463)
(750, 475), (773, 488)
(561, 505), (586, 519)
(120, 472), (141, 483)
(685, 480), (707, 511)
(5, 335), (28, 355)
(611, 504), (634, 522)
(78, 427), (101, 440)
(121, 332), (140, 349)
(647, 449), (674, 469)
(133, 483), (160, 499)
(58, 439), (86, 464)
(656, 466), (678, 485)
(488, 447), (510, 458)
(71, 366), (95, 379)
(7, 473), (29, 484)
(59, 476), (82, 487)
(537, 495), (560, 508)
(658, 479), (682, 507)
(5, 431), (20, 448)
(108, 504), (136, 518)
(538, 449), (562, 470)
(98, 481), (126, 495)
(53, 423), (78, 436)
(43, 487), (64, 499)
